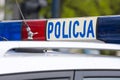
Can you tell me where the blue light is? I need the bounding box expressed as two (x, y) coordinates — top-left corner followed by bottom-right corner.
(97, 16), (120, 44)
(0, 21), (22, 41)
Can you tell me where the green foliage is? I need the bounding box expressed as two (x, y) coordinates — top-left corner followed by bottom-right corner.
(60, 0), (120, 17)
(41, 0), (120, 18)
(6, 0), (120, 18)
(40, 0), (52, 18)
(100, 50), (116, 56)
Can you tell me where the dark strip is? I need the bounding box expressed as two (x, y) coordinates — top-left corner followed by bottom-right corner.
(0, 69), (120, 76)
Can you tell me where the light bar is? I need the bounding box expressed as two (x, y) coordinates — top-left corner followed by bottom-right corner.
(22, 20), (46, 41)
(0, 20), (47, 41)
(0, 21), (22, 40)
(0, 15), (120, 44)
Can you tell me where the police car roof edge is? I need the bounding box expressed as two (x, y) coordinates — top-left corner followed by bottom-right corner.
(0, 55), (120, 75)
(0, 41), (120, 57)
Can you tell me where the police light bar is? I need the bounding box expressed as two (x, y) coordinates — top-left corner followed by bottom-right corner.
(0, 15), (120, 44)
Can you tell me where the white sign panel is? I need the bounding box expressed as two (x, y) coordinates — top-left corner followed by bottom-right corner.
(46, 17), (97, 41)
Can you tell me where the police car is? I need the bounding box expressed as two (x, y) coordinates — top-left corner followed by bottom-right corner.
(0, 15), (120, 80)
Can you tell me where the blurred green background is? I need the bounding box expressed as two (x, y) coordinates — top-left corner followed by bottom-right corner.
(41, 0), (120, 18)
(4, 0), (120, 19)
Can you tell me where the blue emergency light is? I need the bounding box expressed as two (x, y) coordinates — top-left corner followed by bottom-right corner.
(0, 21), (22, 41)
(0, 15), (120, 44)
(97, 16), (120, 44)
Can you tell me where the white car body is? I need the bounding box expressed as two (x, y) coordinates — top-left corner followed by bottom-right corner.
(1, 54), (120, 75)
(0, 41), (120, 80)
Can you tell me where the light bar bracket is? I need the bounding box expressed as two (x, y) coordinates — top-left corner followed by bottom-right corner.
(0, 41), (120, 57)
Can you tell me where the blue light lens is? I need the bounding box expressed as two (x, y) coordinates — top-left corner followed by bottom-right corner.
(97, 16), (120, 44)
(0, 21), (22, 41)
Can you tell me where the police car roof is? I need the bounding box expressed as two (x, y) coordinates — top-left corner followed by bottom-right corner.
(0, 53), (120, 75)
